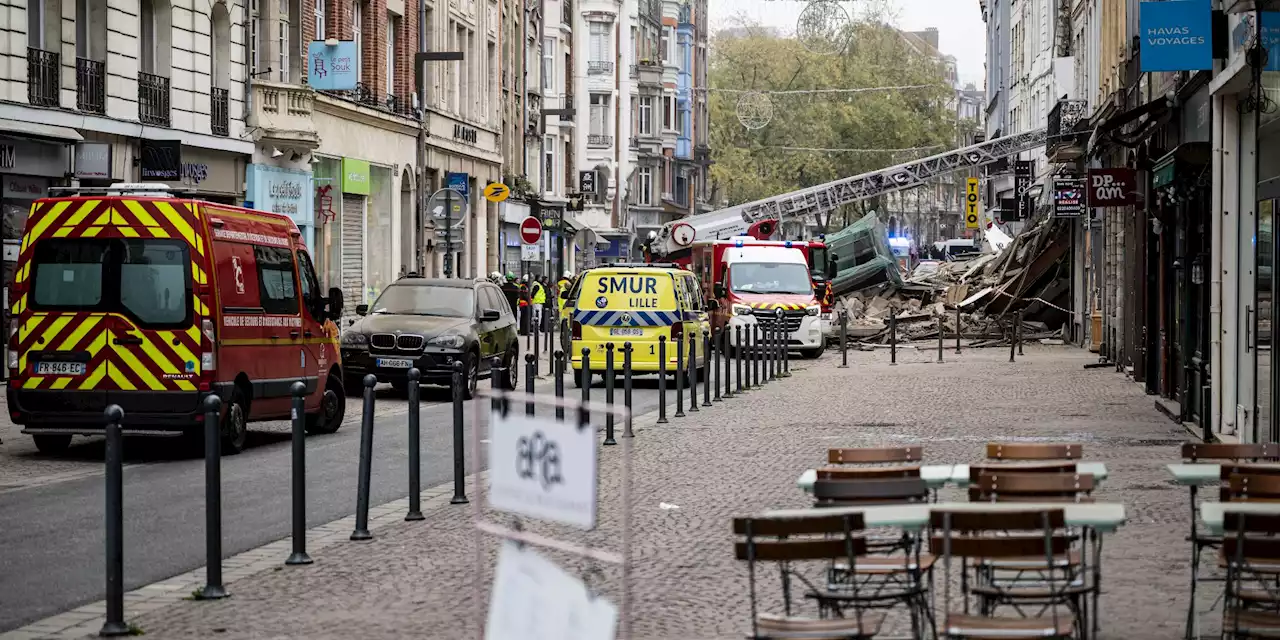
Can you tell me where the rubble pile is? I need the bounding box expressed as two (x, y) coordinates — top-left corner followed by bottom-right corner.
(831, 215), (1072, 347)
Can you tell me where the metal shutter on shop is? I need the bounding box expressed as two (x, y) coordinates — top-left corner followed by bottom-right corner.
(341, 194), (365, 319)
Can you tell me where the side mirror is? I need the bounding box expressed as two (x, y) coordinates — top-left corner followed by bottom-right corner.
(713, 282), (727, 298)
(480, 309), (501, 322)
(355, 304), (369, 316)
(826, 255), (838, 280)
(327, 287), (345, 320)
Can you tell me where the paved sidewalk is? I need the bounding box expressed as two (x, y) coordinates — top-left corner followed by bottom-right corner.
(19, 344), (1197, 639)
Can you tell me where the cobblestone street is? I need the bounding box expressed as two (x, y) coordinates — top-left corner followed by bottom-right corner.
(97, 345), (1191, 639)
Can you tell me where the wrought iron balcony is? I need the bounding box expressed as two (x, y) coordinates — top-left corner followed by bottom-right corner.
(1046, 98), (1087, 162)
(76, 58), (105, 114)
(320, 84), (419, 120)
(588, 133), (613, 147)
(211, 87), (230, 137)
(587, 61), (615, 75)
(27, 47), (60, 107)
(138, 72), (171, 127)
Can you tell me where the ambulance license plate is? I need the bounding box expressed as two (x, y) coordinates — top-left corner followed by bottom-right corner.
(376, 358), (414, 369)
(610, 328), (643, 337)
(35, 361), (85, 376)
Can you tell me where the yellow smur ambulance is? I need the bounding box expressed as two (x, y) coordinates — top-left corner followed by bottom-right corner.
(568, 264), (709, 387)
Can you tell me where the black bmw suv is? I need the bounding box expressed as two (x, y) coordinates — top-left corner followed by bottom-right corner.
(340, 278), (519, 398)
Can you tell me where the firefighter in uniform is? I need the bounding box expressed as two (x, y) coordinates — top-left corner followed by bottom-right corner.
(501, 273), (522, 324)
(517, 275), (532, 335)
(529, 276), (547, 333)
(556, 271), (573, 320)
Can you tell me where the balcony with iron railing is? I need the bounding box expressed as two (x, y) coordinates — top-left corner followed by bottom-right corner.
(76, 58), (105, 113)
(1046, 98), (1088, 162)
(319, 83), (420, 120)
(138, 72), (171, 127)
(587, 61), (615, 76)
(211, 87), (230, 137)
(27, 47), (60, 107)
(588, 133), (613, 147)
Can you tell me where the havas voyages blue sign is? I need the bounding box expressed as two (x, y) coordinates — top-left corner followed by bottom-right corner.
(1140, 0), (1213, 73)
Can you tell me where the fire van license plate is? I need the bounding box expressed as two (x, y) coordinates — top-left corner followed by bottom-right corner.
(376, 358), (414, 369)
(35, 361), (85, 376)
(609, 328), (643, 337)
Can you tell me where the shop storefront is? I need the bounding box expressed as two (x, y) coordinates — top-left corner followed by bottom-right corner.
(246, 163), (316, 249)
(138, 140), (246, 203)
(424, 113), (503, 278)
(2, 135), (73, 276)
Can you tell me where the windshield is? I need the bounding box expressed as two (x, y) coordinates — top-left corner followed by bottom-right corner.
(729, 262), (813, 295)
(370, 285), (474, 317)
(30, 238), (191, 327)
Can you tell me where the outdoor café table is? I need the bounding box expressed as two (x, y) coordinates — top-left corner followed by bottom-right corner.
(1199, 502), (1280, 535)
(951, 462), (1109, 487)
(759, 501), (1126, 640)
(795, 464), (956, 494)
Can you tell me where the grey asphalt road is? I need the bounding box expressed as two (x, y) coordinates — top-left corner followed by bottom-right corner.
(0, 352), (767, 632)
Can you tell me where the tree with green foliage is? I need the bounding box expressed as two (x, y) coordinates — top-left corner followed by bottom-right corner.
(709, 15), (961, 234)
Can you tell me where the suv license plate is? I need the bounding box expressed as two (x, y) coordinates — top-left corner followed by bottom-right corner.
(35, 361), (86, 376)
(610, 328), (643, 337)
(376, 358), (413, 369)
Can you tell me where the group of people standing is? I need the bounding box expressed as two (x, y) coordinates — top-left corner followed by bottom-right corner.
(486, 271), (575, 335)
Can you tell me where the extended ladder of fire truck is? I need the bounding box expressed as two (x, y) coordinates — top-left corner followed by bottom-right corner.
(650, 127), (1050, 256)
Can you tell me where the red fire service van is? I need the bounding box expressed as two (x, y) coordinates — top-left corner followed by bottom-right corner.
(8, 183), (347, 454)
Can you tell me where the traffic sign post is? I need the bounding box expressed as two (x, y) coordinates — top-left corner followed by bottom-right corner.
(427, 188), (467, 278)
(519, 216), (543, 245)
(483, 182), (511, 203)
(964, 177), (981, 230)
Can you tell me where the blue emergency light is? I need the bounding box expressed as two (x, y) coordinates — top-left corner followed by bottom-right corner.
(784, 241), (793, 248)
(735, 239), (744, 247)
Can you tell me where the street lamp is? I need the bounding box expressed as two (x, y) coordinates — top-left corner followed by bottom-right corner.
(415, 51), (464, 276)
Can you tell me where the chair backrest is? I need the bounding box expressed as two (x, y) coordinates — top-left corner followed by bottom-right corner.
(929, 508), (1071, 559)
(1219, 463), (1280, 480)
(1226, 474), (1280, 502)
(815, 465), (922, 480)
(986, 443), (1083, 461)
(967, 462), (1077, 483)
(971, 472), (1095, 503)
(828, 446), (923, 464)
(813, 477), (930, 506)
(1182, 442), (1280, 462)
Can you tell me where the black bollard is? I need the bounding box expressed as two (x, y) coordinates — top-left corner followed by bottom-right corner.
(286, 383), (314, 561)
(1017, 310), (1024, 356)
(781, 324), (791, 377)
(623, 342), (635, 437)
(449, 362), (468, 505)
(533, 315), (543, 379)
(525, 353), (536, 416)
(937, 317), (944, 364)
(657, 336), (669, 424)
(581, 347), (591, 424)
(688, 334), (699, 413)
(768, 324), (777, 382)
(404, 369), (424, 522)
(736, 325), (745, 394)
(604, 343), (617, 445)
(674, 337), (686, 418)
(1009, 319), (1017, 363)
(839, 311), (849, 368)
(702, 331), (712, 406)
(554, 350), (565, 421)
(352, 374), (378, 539)
(752, 325), (761, 388)
(101, 405), (128, 637)
(547, 318), (556, 376)
(723, 328), (734, 399)
(889, 312), (898, 366)
(713, 328), (722, 401)
(955, 305), (962, 354)
(196, 395), (232, 594)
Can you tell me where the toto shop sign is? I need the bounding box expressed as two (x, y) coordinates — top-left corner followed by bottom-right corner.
(1086, 168), (1140, 207)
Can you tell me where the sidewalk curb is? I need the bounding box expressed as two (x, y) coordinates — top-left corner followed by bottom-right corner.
(1, 394), (680, 640)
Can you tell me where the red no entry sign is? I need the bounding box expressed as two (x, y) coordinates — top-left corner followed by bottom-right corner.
(519, 216), (543, 244)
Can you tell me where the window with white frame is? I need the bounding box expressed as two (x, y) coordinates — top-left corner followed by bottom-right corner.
(542, 37), (555, 92)
(589, 93), (609, 135)
(661, 26), (673, 62)
(636, 167), (653, 206)
(589, 22), (609, 62)
(544, 136), (556, 193)
(386, 14), (396, 95)
(352, 1), (363, 85)
(315, 0), (326, 39)
(278, 15), (290, 82)
(662, 94), (673, 129)
(638, 96), (653, 136)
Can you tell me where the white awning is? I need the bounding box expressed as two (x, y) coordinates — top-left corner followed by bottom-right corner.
(0, 118), (83, 142)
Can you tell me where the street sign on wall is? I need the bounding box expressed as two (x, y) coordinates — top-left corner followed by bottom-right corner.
(1086, 168), (1140, 207)
(447, 172), (470, 200)
(1053, 175), (1085, 217)
(1014, 160), (1034, 221)
(1139, 0), (1213, 73)
(307, 41), (359, 90)
(964, 178), (981, 229)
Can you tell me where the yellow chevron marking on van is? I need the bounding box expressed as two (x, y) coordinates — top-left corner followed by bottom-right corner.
(79, 362), (108, 390)
(153, 201), (200, 253)
(56, 316), (101, 351)
(28, 200), (72, 243)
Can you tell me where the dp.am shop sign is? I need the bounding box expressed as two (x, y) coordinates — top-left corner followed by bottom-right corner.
(1086, 168), (1141, 207)
(1140, 0), (1213, 73)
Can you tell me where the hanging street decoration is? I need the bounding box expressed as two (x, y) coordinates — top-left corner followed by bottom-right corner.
(797, 0), (852, 55)
(736, 91), (774, 130)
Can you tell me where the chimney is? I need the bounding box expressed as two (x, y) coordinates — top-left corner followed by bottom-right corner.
(924, 27), (939, 49)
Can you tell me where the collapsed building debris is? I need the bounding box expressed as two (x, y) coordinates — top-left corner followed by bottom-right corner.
(828, 213), (1073, 346)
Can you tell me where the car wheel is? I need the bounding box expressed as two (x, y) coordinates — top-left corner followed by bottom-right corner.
(802, 344), (826, 359)
(502, 347), (519, 391)
(32, 434), (71, 455)
(462, 352), (479, 400)
(306, 374), (346, 435)
(222, 386), (250, 455)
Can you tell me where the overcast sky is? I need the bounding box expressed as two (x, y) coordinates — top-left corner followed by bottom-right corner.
(706, 0), (987, 88)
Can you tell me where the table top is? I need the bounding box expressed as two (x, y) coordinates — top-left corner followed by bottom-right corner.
(797, 462), (1110, 493)
(759, 501), (1127, 533)
(1199, 502), (1280, 535)
(1166, 463), (1280, 486)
